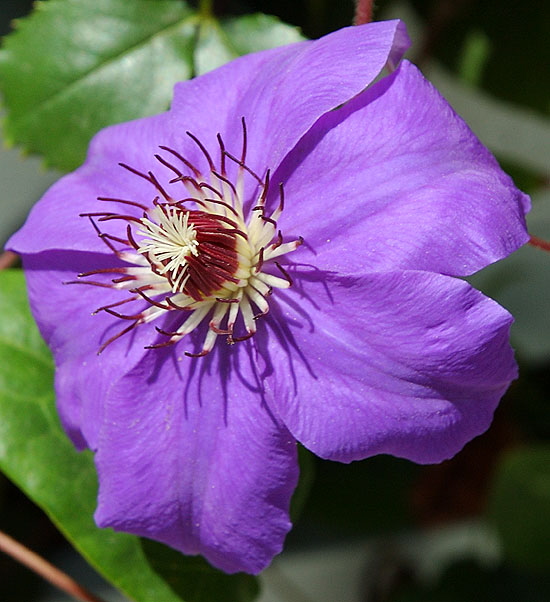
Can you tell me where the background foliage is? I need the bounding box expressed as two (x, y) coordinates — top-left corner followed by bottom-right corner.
(0, 1), (549, 601)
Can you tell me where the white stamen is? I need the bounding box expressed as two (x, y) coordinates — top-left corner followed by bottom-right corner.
(86, 125), (302, 356)
(137, 206), (199, 292)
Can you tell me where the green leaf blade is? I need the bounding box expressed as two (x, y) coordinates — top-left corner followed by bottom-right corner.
(0, 5), (305, 593)
(0, 1), (305, 172)
(195, 13), (305, 75)
(488, 446), (550, 571)
(0, 0), (197, 171)
(0, 270), (258, 602)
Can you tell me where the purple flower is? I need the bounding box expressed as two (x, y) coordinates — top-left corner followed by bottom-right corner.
(8, 20), (529, 574)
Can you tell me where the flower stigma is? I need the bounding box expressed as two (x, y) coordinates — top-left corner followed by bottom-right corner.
(75, 119), (303, 357)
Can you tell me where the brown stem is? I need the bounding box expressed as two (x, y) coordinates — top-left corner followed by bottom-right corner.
(529, 235), (550, 252)
(0, 251), (18, 270)
(354, 0), (374, 25)
(0, 530), (107, 602)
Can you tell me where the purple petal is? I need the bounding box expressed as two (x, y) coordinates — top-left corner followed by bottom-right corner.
(274, 60), (530, 277)
(22, 252), (153, 450)
(94, 343), (298, 574)
(7, 112), (176, 255)
(8, 21), (409, 258)
(263, 269), (517, 464)
(170, 20), (410, 176)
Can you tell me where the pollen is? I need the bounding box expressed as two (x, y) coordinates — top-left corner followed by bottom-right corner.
(76, 118), (303, 357)
(137, 206), (200, 293)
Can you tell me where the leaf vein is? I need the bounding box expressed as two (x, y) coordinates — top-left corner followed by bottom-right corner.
(12, 13), (199, 128)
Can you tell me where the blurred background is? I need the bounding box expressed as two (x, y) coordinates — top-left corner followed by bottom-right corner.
(1, 1), (549, 600)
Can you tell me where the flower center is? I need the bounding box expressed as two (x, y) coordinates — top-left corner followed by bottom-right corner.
(136, 206), (243, 299)
(77, 119), (302, 357)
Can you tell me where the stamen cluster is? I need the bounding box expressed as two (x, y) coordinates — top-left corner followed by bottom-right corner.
(77, 119), (302, 356)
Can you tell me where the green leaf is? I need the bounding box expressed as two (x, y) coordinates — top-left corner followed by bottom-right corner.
(0, 0), (197, 172)
(0, 0), (304, 172)
(487, 445), (550, 570)
(195, 13), (305, 75)
(0, 270), (258, 602)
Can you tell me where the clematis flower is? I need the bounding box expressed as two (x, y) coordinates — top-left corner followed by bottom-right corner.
(7, 20), (529, 574)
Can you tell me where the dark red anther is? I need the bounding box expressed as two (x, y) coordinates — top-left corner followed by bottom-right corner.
(126, 224), (140, 251)
(133, 288), (173, 310)
(97, 322), (140, 355)
(76, 120), (302, 358)
(231, 331), (255, 342)
(209, 322), (233, 335)
(257, 171), (270, 207)
(97, 196), (149, 212)
(97, 213), (142, 224)
(78, 267), (129, 277)
(146, 339), (179, 350)
(256, 247), (265, 273)
(240, 117), (248, 164)
(186, 131), (215, 171)
(93, 296), (138, 315)
(154, 153), (184, 181)
(260, 215), (277, 227)
(271, 231), (283, 250)
(211, 170), (238, 197)
(276, 183), (285, 214)
(159, 145), (202, 178)
(156, 325), (182, 337)
(275, 261), (292, 286)
(184, 348), (211, 358)
(103, 307), (144, 321)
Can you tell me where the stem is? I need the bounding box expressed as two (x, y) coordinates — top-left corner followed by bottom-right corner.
(0, 530), (107, 602)
(0, 251), (18, 270)
(529, 235), (550, 252)
(354, 0), (374, 25)
(199, 0), (213, 18)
